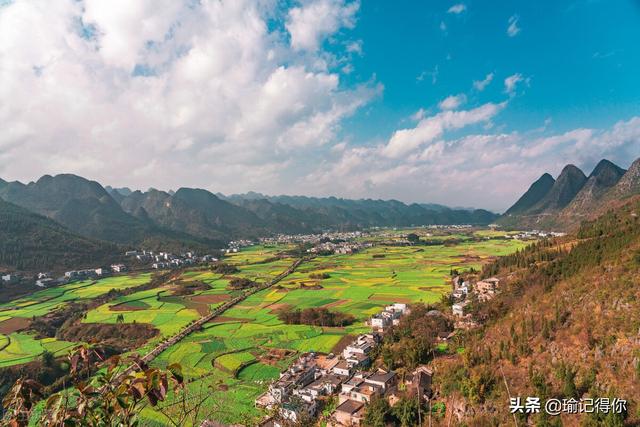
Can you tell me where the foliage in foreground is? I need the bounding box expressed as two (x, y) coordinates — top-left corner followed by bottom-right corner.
(2, 345), (184, 427)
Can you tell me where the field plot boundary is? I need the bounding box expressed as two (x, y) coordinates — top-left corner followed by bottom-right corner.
(106, 257), (307, 388)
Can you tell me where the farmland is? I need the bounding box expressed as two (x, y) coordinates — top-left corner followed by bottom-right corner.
(0, 274), (152, 367)
(140, 232), (529, 425)
(0, 229), (529, 424)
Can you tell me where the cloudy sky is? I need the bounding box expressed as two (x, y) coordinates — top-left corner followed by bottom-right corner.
(1, 0), (639, 211)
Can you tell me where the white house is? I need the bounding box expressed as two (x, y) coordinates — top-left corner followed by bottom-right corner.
(36, 278), (54, 287)
(452, 301), (470, 317)
(111, 264), (127, 273)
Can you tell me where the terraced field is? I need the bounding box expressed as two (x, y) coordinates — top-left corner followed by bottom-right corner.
(140, 234), (528, 425)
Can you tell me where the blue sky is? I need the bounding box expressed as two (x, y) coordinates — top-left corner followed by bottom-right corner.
(341, 0), (640, 144)
(0, 0), (639, 210)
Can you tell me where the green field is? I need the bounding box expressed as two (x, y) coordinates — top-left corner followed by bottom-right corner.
(0, 274), (153, 318)
(0, 274), (152, 367)
(0, 230), (529, 424)
(143, 232), (528, 425)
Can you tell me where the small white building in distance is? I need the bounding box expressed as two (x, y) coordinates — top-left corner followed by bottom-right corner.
(111, 264), (127, 273)
(452, 300), (470, 317)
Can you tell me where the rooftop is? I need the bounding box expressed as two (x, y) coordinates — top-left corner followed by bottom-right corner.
(335, 399), (365, 415)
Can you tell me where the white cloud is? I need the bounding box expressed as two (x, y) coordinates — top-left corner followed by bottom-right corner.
(417, 66), (439, 84)
(438, 94), (467, 110)
(286, 0), (359, 52)
(345, 40), (363, 55)
(410, 108), (426, 122)
(0, 0), (376, 194)
(1, 0), (638, 213)
(473, 72), (494, 91)
(507, 14), (521, 37)
(447, 4), (466, 14)
(521, 129), (594, 158)
(307, 116), (640, 211)
(504, 73), (529, 95)
(382, 102), (506, 158)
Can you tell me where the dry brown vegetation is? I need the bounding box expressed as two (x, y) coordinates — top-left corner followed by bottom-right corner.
(433, 200), (640, 426)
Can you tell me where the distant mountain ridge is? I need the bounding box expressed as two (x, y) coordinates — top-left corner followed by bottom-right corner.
(499, 157), (639, 229)
(504, 173), (556, 216)
(221, 193), (499, 230)
(0, 173), (500, 260)
(119, 187), (270, 240)
(0, 174), (221, 251)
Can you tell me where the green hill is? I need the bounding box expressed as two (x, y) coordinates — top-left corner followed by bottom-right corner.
(504, 173), (555, 216)
(0, 199), (119, 272)
(0, 175), (220, 251)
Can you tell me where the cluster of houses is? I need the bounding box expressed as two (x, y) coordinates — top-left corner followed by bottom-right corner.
(259, 231), (367, 247)
(124, 249), (217, 269)
(307, 241), (372, 255)
(225, 239), (254, 253)
(257, 230), (373, 256)
(61, 263), (128, 284)
(450, 276), (501, 319)
(3, 247), (225, 290)
(256, 304), (430, 427)
(426, 224), (473, 230)
(507, 230), (567, 240)
(1, 263), (130, 289)
(0, 273), (21, 286)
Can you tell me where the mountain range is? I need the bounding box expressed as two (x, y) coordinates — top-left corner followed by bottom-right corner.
(499, 157), (640, 229)
(0, 173), (499, 271)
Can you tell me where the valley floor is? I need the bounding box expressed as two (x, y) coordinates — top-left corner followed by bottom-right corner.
(0, 228), (528, 425)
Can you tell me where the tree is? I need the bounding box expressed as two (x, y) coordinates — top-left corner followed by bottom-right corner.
(556, 362), (577, 398)
(364, 397), (391, 427)
(2, 345), (184, 427)
(41, 350), (55, 368)
(390, 397), (420, 427)
(116, 313), (125, 324)
(1, 378), (43, 427)
(407, 233), (420, 243)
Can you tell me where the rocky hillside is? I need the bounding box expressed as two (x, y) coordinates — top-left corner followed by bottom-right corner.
(504, 173), (556, 216)
(119, 187), (270, 241)
(499, 157), (639, 230)
(606, 157), (640, 200)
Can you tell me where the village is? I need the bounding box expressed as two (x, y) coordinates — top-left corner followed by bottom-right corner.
(253, 270), (506, 426)
(0, 248), (222, 291)
(255, 303), (433, 427)
(259, 231), (372, 256)
(449, 273), (502, 330)
(1, 226), (543, 292)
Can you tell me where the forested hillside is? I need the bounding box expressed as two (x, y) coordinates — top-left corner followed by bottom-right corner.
(0, 199), (119, 272)
(436, 196), (640, 425)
